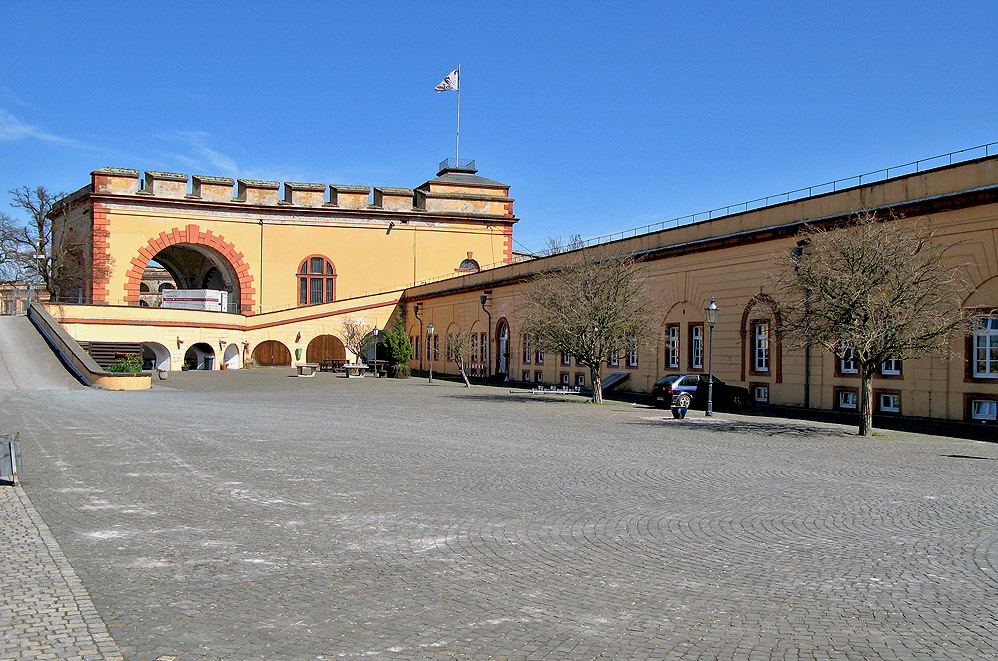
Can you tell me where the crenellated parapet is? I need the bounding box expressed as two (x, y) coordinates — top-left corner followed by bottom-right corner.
(88, 164), (516, 220)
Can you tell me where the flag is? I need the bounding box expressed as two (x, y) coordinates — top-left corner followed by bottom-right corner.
(435, 68), (459, 92)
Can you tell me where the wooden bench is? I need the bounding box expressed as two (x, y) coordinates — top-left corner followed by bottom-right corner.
(297, 363), (319, 377)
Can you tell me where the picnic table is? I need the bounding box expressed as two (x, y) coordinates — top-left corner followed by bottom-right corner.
(297, 363), (319, 377)
(320, 359), (347, 373)
(342, 363), (367, 378)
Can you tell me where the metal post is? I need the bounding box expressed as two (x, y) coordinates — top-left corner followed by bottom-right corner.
(427, 322), (434, 384)
(481, 294), (491, 377)
(705, 298), (719, 417)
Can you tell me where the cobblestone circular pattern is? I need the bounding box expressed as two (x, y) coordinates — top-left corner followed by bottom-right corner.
(2, 370), (996, 660)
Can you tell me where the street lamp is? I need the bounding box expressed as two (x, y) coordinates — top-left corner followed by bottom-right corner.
(371, 327), (379, 375)
(427, 322), (434, 384)
(705, 298), (719, 417)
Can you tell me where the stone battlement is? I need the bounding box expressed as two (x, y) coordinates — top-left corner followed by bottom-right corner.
(88, 166), (515, 218)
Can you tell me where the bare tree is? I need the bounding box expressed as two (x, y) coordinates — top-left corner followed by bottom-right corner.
(3, 186), (113, 301)
(773, 211), (972, 437)
(446, 330), (473, 387)
(341, 318), (375, 364)
(543, 233), (583, 256)
(519, 246), (655, 404)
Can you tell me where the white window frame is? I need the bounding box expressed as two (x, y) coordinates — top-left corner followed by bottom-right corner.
(753, 385), (769, 403)
(840, 343), (858, 374)
(973, 316), (998, 378)
(522, 334), (531, 364)
(879, 393), (900, 413)
(522, 370), (531, 382)
(839, 390), (858, 409)
(561, 352), (571, 366)
(754, 321), (770, 372)
(667, 325), (680, 368)
(971, 399), (997, 420)
(576, 373), (585, 387)
(560, 372), (569, 385)
(608, 351), (619, 367)
(627, 336), (638, 367)
(691, 325), (704, 370)
(881, 358), (901, 376)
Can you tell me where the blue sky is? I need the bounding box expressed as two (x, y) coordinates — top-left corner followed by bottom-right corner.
(2, 1), (997, 255)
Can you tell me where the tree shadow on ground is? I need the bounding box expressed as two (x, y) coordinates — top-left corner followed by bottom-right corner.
(628, 416), (847, 439)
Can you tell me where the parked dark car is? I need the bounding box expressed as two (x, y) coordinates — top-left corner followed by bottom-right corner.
(651, 374), (750, 410)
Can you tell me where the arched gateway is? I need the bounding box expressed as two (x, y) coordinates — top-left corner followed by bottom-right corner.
(124, 223), (256, 314)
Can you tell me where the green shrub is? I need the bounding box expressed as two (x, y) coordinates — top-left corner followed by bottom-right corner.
(383, 310), (413, 378)
(107, 353), (143, 373)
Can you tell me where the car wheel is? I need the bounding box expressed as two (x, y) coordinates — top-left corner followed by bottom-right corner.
(676, 393), (692, 409)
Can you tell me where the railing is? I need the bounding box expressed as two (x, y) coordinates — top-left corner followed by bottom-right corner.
(530, 141), (998, 257)
(0, 287), (41, 316)
(439, 158), (476, 172)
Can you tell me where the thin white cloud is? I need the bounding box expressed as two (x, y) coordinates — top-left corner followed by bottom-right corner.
(0, 108), (95, 150)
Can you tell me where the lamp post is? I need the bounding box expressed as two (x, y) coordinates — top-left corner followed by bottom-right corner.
(371, 327), (379, 375)
(705, 298), (719, 417)
(480, 294), (491, 377)
(427, 322), (434, 384)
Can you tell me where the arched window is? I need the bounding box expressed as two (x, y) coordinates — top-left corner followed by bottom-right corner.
(298, 256), (336, 306)
(458, 258), (480, 271)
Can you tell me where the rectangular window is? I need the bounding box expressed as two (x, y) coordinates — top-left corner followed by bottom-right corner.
(754, 321), (770, 372)
(522, 371), (531, 382)
(299, 278), (308, 305)
(471, 334), (478, 363)
(310, 257), (323, 274)
(433, 335), (439, 360)
(481, 333), (487, 362)
(535, 371), (543, 383)
(971, 399), (997, 420)
(973, 316), (998, 378)
(413, 336), (419, 360)
(667, 325), (680, 368)
(627, 336), (638, 367)
(879, 393), (900, 413)
(840, 343), (858, 374)
(535, 336), (543, 364)
(608, 351), (619, 367)
(309, 277), (323, 304)
(576, 373), (585, 387)
(881, 358), (902, 376)
(691, 325), (704, 370)
(560, 372), (569, 385)
(326, 278), (335, 303)
(838, 390), (858, 409)
(753, 385), (769, 403)
(523, 334), (531, 364)
(561, 352), (571, 366)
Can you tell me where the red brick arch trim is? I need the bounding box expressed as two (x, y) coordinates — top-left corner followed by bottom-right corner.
(124, 223), (256, 315)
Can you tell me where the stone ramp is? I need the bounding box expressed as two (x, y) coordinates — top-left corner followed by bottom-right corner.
(0, 316), (84, 390)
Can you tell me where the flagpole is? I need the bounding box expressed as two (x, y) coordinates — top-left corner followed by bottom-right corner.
(455, 64), (461, 163)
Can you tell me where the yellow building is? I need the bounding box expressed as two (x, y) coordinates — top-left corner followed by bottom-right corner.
(46, 152), (998, 423)
(51, 160), (516, 370)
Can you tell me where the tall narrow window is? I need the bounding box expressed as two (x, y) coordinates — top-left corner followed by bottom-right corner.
(691, 325), (704, 370)
(627, 335), (638, 367)
(297, 256), (336, 306)
(754, 321), (770, 372)
(667, 325), (680, 368)
(973, 316), (998, 378)
(471, 334), (478, 364)
(523, 334), (531, 364)
(535, 336), (544, 364)
(433, 335), (439, 360)
(840, 343), (858, 374)
(481, 333), (487, 362)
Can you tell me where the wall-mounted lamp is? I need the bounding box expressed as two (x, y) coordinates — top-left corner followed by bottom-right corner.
(295, 332), (302, 343)
(219, 339), (226, 350)
(387, 221), (395, 235)
(177, 337), (185, 348)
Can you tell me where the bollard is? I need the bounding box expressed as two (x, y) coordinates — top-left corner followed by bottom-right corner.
(1, 433), (20, 485)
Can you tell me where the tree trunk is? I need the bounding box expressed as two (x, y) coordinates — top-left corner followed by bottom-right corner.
(589, 365), (603, 404)
(858, 364), (874, 437)
(458, 359), (470, 388)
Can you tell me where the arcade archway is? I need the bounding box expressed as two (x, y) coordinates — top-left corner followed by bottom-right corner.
(141, 342), (171, 371)
(183, 343), (215, 370)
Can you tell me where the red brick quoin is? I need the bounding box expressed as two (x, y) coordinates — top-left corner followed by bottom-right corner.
(123, 223), (257, 315)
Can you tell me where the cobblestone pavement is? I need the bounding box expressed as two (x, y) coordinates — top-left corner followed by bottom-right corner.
(1, 485), (123, 660)
(1, 369), (996, 660)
